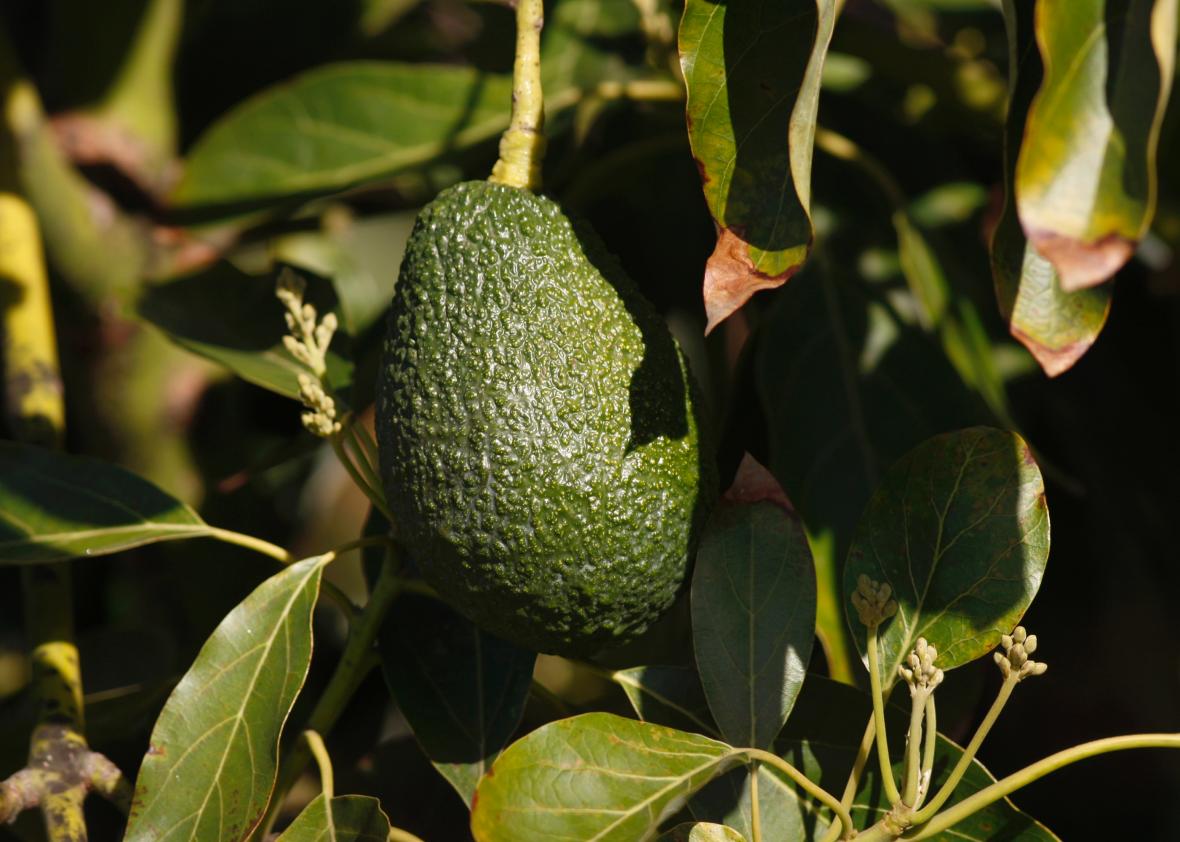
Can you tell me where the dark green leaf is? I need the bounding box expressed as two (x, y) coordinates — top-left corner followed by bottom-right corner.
(138, 262), (352, 400)
(843, 427), (1049, 682)
(754, 246), (989, 679)
(994, 0), (1111, 376)
(125, 555), (329, 842)
(469, 713), (741, 842)
(686, 765), (821, 842)
(379, 594), (535, 805)
(679, 0), (836, 331)
(657, 822), (746, 842)
(692, 502), (815, 749)
(0, 441), (207, 564)
(1014, 0), (1177, 290)
(614, 664), (718, 737)
(543, 0), (643, 92)
(174, 63), (515, 212)
(275, 794), (393, 841)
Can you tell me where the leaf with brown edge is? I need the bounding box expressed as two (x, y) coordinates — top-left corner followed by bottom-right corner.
(723, 453), (793, 513)
(1014, 0), (1178, 291)
(680, 0), (836, 334)
(993, 0), (1111, 376)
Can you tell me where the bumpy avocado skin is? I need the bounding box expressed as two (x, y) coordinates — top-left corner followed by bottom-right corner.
(377, 180), (715, 656)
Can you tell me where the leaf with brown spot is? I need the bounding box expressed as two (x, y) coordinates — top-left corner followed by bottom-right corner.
(993, 0), (1112, 376)
(1014, 0), (1177, 291)
(680, 0), (836, 333)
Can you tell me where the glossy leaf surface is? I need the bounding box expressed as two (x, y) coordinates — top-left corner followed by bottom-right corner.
(138, 263), (352, 400)
(614, 665), (718, 737)
(680, 0), (836, 332)
(1015, 0), (1178, 290)
(470, 713), (740, 841)
(378, 594), (535, 805)
(843, 428), (1049, 683)
(275, 794), (392, 841)
(994, 0), (1111, 375)
(0, 441), (207, 564)
(175, 63), (515, 211)
(692, 502), (815, 749)
(125, 555), (328, 842)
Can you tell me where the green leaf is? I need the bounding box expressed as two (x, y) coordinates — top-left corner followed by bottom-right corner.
(125, 555), (329, 842)
(0, 441), (208, 564)
(378, 594), (535, 805)
(543, 0), (643, 93)
(614, 665), (718, 737)
(993, 0), (1111, 376)
(174, 63), (516, 212)
(469, 713), (741, 842)
(842, 427), (1049, 683)
(691, 502), (816, 749)
(138, 262), (352, 400)
(657, 822), (746, 842)
(754, 244), (990, 680)
(275, 794), (393, 841)
(685, 676), (1059, 840)
(1014, 0), (1178, 290)
(679, 0), (836, 332)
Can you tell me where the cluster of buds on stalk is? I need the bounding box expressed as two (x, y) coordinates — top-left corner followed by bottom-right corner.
(276, 270), (341, 437)
(994, 626), (1047, 681)
(899, 637), (944, 696)
(851, 574), (898, 628)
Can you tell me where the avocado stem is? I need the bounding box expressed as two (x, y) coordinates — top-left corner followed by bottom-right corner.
(489, 0), (546, 191)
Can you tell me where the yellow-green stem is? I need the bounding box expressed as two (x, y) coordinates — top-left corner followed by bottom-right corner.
(903, 735), (1180, 840)
(820, 716), (875, 842)
(867, 627), (902, 806)
(489, 0), (546, 190)
(254, 548), (404, 838)
(902, 691), (925, 806)
(388, 827), (427, 842)
(911, 677), (1015, 824)
(304, 730), (334, 799)
(916, 695), (937, 808)
(744, 749), (853, 840)
(749, 763), (763, 842)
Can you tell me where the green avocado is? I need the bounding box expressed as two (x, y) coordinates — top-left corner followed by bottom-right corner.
(376, 180), (715, 656)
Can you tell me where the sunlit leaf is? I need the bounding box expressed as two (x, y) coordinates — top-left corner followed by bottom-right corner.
(0, 441), (208, 564)
(125, 555), (329, 842)
(275, 794), (392, 841)
(378, 594), (535, 805)
(692, 502), (815, 749)
(679, 0), (836, 332)
(1014, 0), (1178, 290)
(842, 427), (1049, 683)
(138, 262), (352, 400)
(994, 0), (1111, 376)
(614, 664), (718, 737)
(470, 713), (741, 842)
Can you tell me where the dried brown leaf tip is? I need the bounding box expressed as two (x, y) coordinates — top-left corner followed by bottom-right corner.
(1026, 227), (1134, 293)
(703, 228), (797, 334)
(723, 453), (794, 513)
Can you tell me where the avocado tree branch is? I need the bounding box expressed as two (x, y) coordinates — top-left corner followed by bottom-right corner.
(489, 0), (546, 190)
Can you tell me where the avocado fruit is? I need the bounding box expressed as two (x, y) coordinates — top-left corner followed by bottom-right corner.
(376, 180), (715, 656)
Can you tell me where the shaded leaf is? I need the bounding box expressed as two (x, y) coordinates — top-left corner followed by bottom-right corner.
(994, 0), (1111, 376)
(0, 441), (207, 564)
(378, 594), (535, 805)
(679, 0), (836, 332)
(754, 246), (989, 679)
(842, 427), (1049, 683)
(470, 713), (741, 842)
(686, 765), (822, 842)
(125, 555), (329, 842)
(1014, 0), (1178, 290)
(138, 262), (352, 400)
(614, 665), (718, 737)
(692, 502), (815, 749)
(657, 822), (746, 841)
(275, 794), (393, 841)
(543, 0), (643, 93)
(174, 63), (515, 213)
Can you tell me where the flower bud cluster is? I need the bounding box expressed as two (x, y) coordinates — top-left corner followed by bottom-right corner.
(899, 637), (944, 696)
(277, 270), (338, 379)
(298, 374), (341, 438)
(851, 574), (898, 628)
(994, 626), (1047, 681)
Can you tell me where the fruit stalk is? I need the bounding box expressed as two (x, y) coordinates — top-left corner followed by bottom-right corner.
(489, 0), (546, 191)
